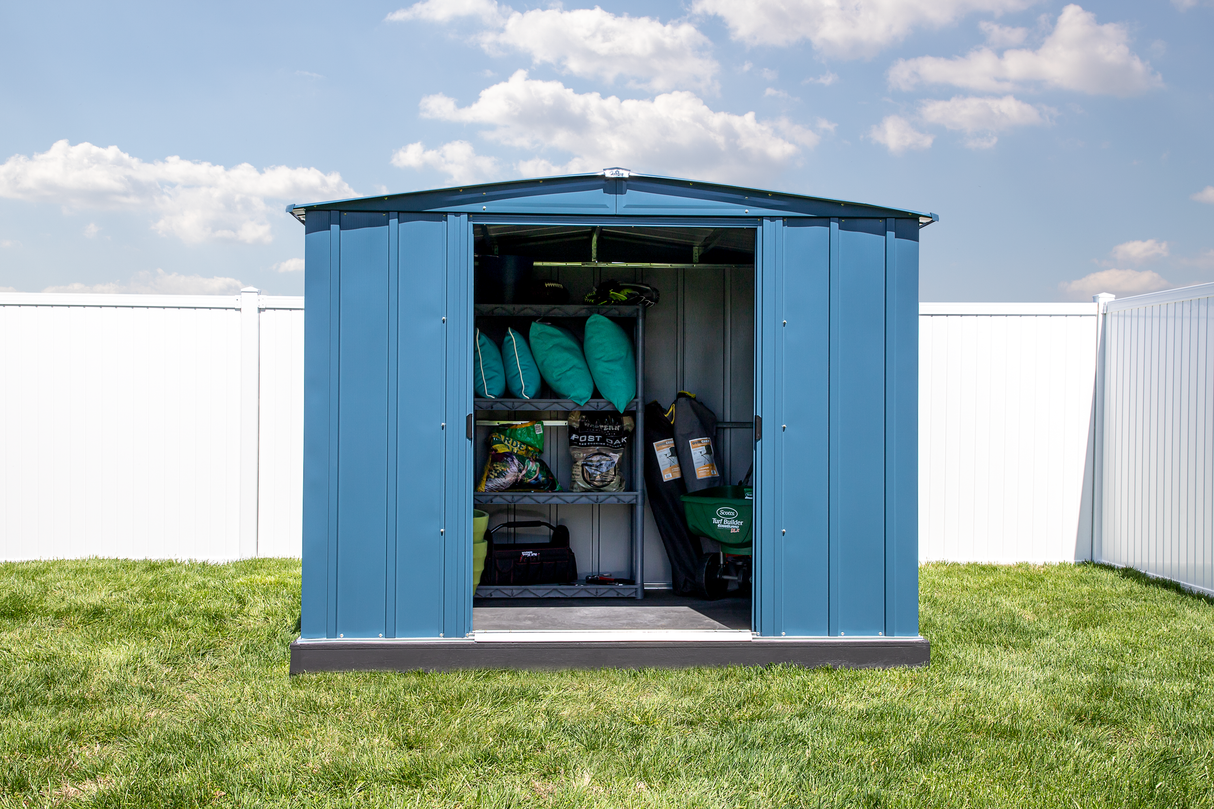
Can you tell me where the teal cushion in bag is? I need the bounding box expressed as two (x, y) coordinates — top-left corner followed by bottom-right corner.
(583, 314), (636, 412)
(502, 327), (542, 399)
(473, 329), (506, 398)
(529, 321), (594, 405)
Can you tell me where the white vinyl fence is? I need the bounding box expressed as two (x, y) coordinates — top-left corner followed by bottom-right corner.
(919, 303), (1099, 563)
(1095, 283), (1214, 596)
(2, 287), (1210, 587)
(0, 290), (302, 562)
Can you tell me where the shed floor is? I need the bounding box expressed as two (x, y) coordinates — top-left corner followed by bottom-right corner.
(473, 591), (751, 632)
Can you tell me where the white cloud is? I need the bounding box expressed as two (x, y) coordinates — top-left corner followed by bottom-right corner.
(918, 95), (1050, 147)
(42, 269), (245, 295)
(386, 0), (505, 25)
(389, 3), (716, 92)
(0, 140), (353, 245)
(693, 0), (1036, 58)
(390, 140), (502, 184)
(867, 115), (935, 154)
(890, 5), (1163, 96)
(1059, 268), (1171, 300)
(415, 71), (817, 184)
(1193, 186), (1214, 204)
(979, 20), (1028, 47)
(815, 117), (838, 133)
(83, 222), (100, 238)
(272, 258), (305, 273)
(764, 87), (794, 99)
(804, 72), (839, 86)
(1180, 249), (1214, 268)
(0, 239), (19, 248)
(0, 286), (17, 292)
(1110, 239), (1168, 263)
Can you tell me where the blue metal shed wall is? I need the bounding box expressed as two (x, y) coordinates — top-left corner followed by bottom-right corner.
(300, 211), (470, 640)
(753, 216), (919, 639)
(299, 186), (921, 641)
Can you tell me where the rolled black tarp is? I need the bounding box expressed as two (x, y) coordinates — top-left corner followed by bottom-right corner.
(642, 401), (702, 596)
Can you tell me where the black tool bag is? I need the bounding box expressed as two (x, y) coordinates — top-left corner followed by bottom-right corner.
(481, 521), (578, 586)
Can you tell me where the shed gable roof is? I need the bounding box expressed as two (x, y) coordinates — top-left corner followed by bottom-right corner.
(288, 171), (936, 224)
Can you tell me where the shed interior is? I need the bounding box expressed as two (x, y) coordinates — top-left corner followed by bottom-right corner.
(472, 224), (757, 633)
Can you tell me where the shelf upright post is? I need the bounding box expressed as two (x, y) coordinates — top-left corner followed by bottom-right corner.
(634, 304), (646, 599)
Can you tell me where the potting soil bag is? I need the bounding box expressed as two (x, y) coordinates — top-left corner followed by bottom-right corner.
(529, 321), (594, 405)
(475, 420), (559, 492)
(670, 392), (720, 493)
(502, 327), (542, 399)
(476, 452), (560, 492)
(568, 410), (634, 492)
(488, 420), (544, 456)
(473, 329), (506, 399)
(642, 400), (702, 596)
(582, 314), (636, 413)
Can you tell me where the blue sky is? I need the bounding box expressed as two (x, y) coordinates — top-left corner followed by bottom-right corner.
(0, 0), (1210, 301)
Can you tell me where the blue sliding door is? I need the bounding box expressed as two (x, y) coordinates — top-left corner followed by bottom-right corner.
(300, 211), (458, 640)
(755, 216), (918, 638)
(755, 218), (831, 637)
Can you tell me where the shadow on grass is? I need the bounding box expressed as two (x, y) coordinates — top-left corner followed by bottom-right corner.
(1094, 562), (1214, 606)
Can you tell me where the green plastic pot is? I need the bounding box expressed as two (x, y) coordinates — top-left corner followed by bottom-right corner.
(472, 510), (490, 588)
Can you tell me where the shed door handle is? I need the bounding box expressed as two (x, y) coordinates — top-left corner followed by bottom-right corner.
(466, 413), (474, 440)
(754, 415), (762, 442)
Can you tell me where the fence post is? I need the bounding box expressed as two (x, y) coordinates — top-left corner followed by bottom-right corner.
(1091, 292), (1115, 564)
(239, 287), (261, 559)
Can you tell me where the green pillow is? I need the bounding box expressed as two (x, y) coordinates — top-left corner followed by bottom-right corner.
(583, 314), (636, 412)
(502, 327), (542, 399)
(473, 329), (506, 399)
(529, 321), (594, 405)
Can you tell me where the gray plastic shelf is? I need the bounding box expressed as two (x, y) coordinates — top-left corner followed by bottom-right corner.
(474, 491), (641, 505)
(475, 398), (636, 412)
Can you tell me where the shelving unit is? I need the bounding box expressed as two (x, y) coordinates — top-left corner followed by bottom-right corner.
(474, 302), (646, 599)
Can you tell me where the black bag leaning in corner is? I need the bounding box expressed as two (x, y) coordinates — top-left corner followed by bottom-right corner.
(481, 521), (578, 586)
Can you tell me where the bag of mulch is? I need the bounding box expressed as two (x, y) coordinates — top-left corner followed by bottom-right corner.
(568, 411), (634, 492)
(476, 421), (560, 492)
(477, 452), (560, 492)
(488, 420), (545, 456)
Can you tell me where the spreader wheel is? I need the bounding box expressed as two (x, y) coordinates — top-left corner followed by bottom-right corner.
(696, 553), (729, 600)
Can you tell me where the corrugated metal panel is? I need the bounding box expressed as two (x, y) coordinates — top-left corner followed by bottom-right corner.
(918, 305), (1099, 563)
(1097, 283), (1214, 595)
(0, 297), (243, 561)
(256, 306), (305, 558)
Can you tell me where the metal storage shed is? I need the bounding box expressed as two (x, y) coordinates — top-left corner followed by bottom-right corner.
(287, 170), (934, 672)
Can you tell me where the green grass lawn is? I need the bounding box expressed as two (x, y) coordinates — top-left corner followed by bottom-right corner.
(1, 561), (1212, 808)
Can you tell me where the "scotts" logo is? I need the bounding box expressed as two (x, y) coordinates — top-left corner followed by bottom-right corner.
(716, 506), (738, 520)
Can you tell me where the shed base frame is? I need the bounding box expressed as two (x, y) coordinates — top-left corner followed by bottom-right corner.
(289, 635), (930, 673)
